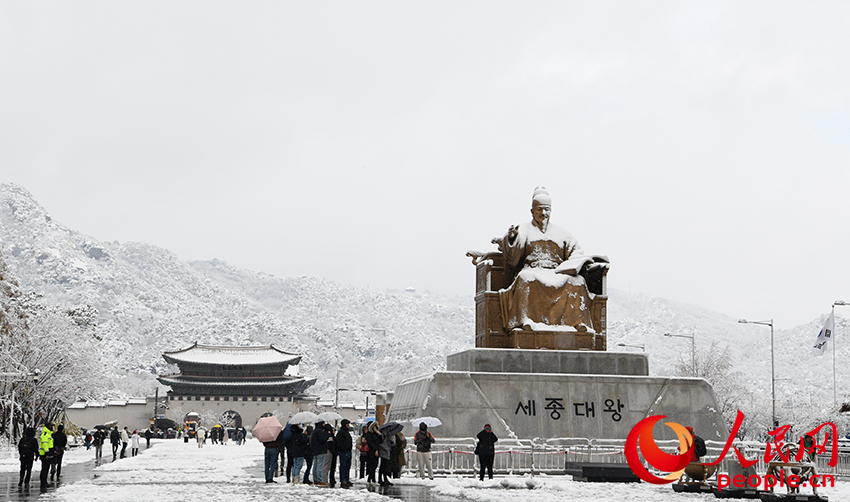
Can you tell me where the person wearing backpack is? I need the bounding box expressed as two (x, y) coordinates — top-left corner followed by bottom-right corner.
(18, 427), (39, 489)
(686, 426), (707, 461)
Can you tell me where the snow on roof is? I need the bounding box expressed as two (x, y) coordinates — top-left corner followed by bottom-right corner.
(157, 375), (309, 388)
(107, 400), (127, 406)
(127, 398), (147, 405)
(316, 400), (335, 407)
(68, 401), (87, 409)
(162, 343), (302, 367)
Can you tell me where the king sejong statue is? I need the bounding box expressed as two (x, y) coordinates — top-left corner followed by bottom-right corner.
(495, 187), (609, 333)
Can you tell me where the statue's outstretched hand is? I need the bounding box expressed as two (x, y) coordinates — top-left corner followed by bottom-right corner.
(506, 225), (519, 243)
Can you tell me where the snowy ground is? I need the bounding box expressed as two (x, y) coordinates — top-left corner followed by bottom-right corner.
(1, 439), (849, 501)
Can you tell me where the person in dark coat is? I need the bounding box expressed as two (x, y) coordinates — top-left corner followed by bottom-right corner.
(364, 422), (382, 485)
(281, 424), (294, 482)
(50, 424), (67, 481)
(302, 425), (314, 484)
(145, 429), (153, 448)
(18, 427), (38, 489)
(310, 421), (329, 485)
(92, 428), (105, 461)
(476, 424), (498, 481)
(109, 427), (120, 460)
(290, 425), (307, 483)
(336, 419), (353, 488)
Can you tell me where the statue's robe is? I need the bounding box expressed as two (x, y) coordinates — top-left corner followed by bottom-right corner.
(499, 221), (594, 332)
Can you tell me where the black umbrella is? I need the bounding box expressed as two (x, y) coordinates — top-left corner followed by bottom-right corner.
(379, 421), (404, 436)
(93, 425), (108, 430)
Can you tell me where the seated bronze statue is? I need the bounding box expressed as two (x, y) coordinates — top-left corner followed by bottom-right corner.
(467, 187), (609, 350)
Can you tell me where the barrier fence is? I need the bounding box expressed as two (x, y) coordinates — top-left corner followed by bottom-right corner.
(353, 437), (850, 478)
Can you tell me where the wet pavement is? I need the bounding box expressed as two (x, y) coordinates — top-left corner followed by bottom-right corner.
(0, 443), (462, 502)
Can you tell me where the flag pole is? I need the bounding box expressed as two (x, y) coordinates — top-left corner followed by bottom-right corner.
(834, 305), (837, 408)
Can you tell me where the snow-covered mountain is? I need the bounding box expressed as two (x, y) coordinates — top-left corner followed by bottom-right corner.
(0, 182), (844, 425)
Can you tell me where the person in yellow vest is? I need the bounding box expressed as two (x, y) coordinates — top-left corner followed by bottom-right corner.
(38, 422), (54, 490)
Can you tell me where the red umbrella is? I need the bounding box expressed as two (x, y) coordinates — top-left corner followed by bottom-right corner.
(253, 416), (283, 443)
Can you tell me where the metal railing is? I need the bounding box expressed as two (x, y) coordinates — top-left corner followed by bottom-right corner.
(352, 436), (850, 478)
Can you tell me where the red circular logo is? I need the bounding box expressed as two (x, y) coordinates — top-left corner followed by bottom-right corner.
(624, 415), (694, 484)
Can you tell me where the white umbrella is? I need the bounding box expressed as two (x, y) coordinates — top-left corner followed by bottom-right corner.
(411, 417), (442, 428)
(316, 411), (344, 423)
(288, 411), (319, 424)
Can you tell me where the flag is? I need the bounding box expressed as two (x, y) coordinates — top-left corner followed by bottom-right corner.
(813, 311), (835, 356)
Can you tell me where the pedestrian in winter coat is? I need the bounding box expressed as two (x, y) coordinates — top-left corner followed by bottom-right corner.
(92, 429), (105, 461)
(130, 430), (141, 456)
(120, 427), (130, 458)
(378, 425), (392, 486)
(196, 428), (206, 448)
(38, 422), (54, 489)
(302, 425), (314, 484)
(18, 427), (38, 488)
(109, 427), (120, 460)
(475, 424), (498, 481)
(84, 433), (92, 450)
(310, 421), (329, 485)
(413, 422), (435, 480)
(290, 425), (307, 483)
(364, 422), (382, 485)
(281, 425), (294, 482)
(357, 425), (369, 479)
(322, 422), (337, 487)
(50, 424), (67, 481)
(263, 429), (284, 483)
(390, 431), (407, 478)
(145, 429), (152, 448)
(336, 419), (353, 487)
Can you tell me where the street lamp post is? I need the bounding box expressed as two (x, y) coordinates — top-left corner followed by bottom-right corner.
(739, 319), (775, 427)
(617, 343), (646, 352)
(663, 333), (695, 377)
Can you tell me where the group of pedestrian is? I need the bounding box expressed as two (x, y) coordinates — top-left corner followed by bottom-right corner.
(17, 421), (68, 491)
(259, 419), (499, 486)
(266, 419), (355, 488)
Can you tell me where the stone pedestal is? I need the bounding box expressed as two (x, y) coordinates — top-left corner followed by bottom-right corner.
(388, 349), (728, 443)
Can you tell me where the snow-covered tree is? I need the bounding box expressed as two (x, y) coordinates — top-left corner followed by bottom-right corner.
(0, 248), (106, 439)
(672, 341), (757, 437)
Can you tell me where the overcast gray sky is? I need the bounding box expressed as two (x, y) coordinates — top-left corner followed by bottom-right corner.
(2, 2), (848, 329)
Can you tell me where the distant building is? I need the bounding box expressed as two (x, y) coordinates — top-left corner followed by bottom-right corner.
(157, 343), (315, 398)
(66, 343), (317, 432)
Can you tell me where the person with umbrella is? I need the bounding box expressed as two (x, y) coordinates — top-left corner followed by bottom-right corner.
(378, 422), (402, 486)
(475, 424), (498, 481)
(414, 422), (435, 480)
(262, 429), (284, 483)
(92, 427), (105, 462)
